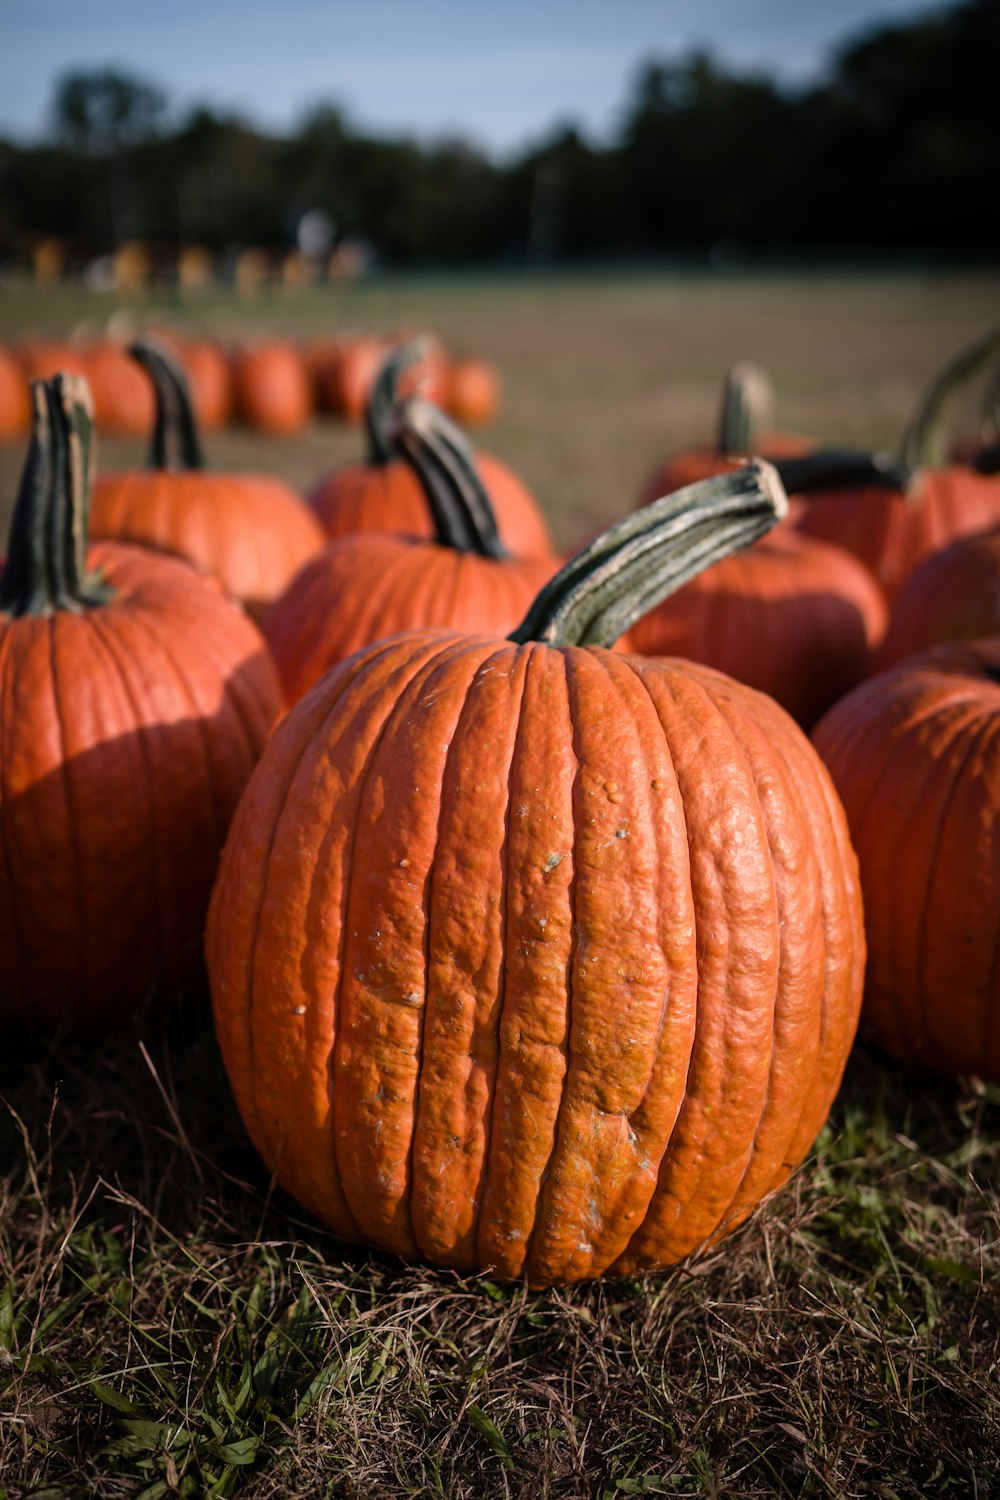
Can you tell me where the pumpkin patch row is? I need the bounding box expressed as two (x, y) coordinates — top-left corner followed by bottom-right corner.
(3, 326), (1000, 1293)
(0, 330), (501, 440)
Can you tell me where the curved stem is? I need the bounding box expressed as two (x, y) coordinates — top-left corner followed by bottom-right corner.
(774, 448), (914, 496)
(365, 339), (430, 465)
(387, 397), (509, 559)
(128, 335), (204, 471)
(0, 374), (112, 618)
(509, 460), (787, 649)
(901, 327), (1000, 470)
(717, 361), (774, 455)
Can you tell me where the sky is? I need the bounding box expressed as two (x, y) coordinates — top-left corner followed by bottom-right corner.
(0, 0), (947, 156)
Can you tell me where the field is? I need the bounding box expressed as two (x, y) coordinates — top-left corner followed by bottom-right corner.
(1, 272), (999, 1499)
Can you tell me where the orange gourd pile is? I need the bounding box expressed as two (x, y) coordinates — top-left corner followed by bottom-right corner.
(4, 319), (1000, 1293)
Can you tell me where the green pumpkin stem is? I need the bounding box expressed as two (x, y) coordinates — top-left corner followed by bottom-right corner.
(774, 448), (914, 496)
(0, 374), (112, 618)
(509, 460), (786, 649)
(388, 397), (509, 559)
(900, 327), (1000, 470)
(717, 361), (774, 455)
(365, 340), (430, 466)
(128, 335), (204, 471)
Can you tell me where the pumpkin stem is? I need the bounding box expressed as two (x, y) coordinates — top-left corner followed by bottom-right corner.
(365, 340), (430, 466)
(509, 461), (786, 649)
(387, 397), (509, 559)
(717, 361), (774, 455)
(128, 335), (204, 472)
(0, 374), (113, 618)
(900, 327), (1000, 470)
(774, 448), (914, 496)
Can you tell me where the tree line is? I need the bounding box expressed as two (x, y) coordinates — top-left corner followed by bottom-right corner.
(0, 0), (995, 268)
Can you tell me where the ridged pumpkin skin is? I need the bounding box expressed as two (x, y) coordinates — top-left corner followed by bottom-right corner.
(91, 469), (324, 619)
(0, 348), (30, 441)
(263, 532), (555, 705)
(877, 524), (1000, 670)
(795, 467), (1000, 599)
(0, 538), (281, 1027)
(813, 641), (1000, 1080)
(208, 627), (864, 1286)
(310, 452), (551, 559)
(232, 341), (312, 435)
(630, 530), (887, 728)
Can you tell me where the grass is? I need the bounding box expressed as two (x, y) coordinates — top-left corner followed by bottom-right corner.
(2, 271), (1000, 1497)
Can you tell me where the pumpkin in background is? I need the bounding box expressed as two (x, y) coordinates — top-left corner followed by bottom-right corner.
(83, 339), (157, 436)
(0, 374), (282, 1027)
(630, 527), (887, 728)
(638, 362), (810, 508)
(210, 460), (865, 1287)
(16, 339), (89, 384)
(318, 334), (387, 422)
(814, 640), (1000, 1081)
(794, 328), (1000, 597)
(232, 339), (312, 435)
(265, 396), (556, 705)
(876, 523), (1000, 669)
(309, 342), (552, 558)
(0, 347), (30, 441)
(177, 336), (234, 431)
(446, 357), (500, 426)
(91, 338), (324, 618)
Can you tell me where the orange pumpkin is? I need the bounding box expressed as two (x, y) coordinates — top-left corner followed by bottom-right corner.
(0, 374), (282, 1027)
(638, 362), (810, 509)
(794, 329), (1000, 597)
(232, 339), (312, 435)
(445, 357), (500, 426)
(265, 396), (556, 704)
(209, 460), (865, 1286)
(83, 339), (156, 436)
(309, 343), (552, 558)
(91, 338), (324, 618)
(814, 639), (1000, 1081)
(876, 522), (1000, 669)
(631, 527), (887, 728)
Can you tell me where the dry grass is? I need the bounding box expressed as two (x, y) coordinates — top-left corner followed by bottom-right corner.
(1, 272), (1000, 1498)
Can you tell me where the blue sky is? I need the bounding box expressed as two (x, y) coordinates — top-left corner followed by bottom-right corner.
(0, 0), (946, 155)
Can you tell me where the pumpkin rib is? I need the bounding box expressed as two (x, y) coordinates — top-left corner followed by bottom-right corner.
(475, 644), (580, 1280)
(48, 619), (89, 991)
(912, 707), (996, 1064)
(410, 642), (532, 1268)
(123, 605), (224, 862)
(730, 685), (860, 1176)
(87, 608), (167, 986)
(700, 684), (827, 1235)
(332, 637), (494, 1255)
(611, 664), (780, 1270)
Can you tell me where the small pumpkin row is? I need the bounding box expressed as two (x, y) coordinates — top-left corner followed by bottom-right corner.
(0, 332), (500, 441)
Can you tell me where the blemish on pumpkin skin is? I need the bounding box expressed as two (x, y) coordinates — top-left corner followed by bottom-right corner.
(293, 1005), (306, 1016)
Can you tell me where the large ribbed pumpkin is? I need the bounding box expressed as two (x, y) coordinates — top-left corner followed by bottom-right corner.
(90, 338), (323, 618)
(0, 375), (282, 1027)
(209, 462), (865, 1287)
(265, 397), (556, 705)
(794, 330), (1000, 597)
(309, 343), (551, 559)
(814, 640), (1000, 1081)
(630, 526), (887, 728)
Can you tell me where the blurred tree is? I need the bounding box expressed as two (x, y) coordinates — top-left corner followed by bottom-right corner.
(52, 69), (167, 152)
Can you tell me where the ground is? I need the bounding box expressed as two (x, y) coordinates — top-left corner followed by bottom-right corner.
(1, 271), (999, 1499)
